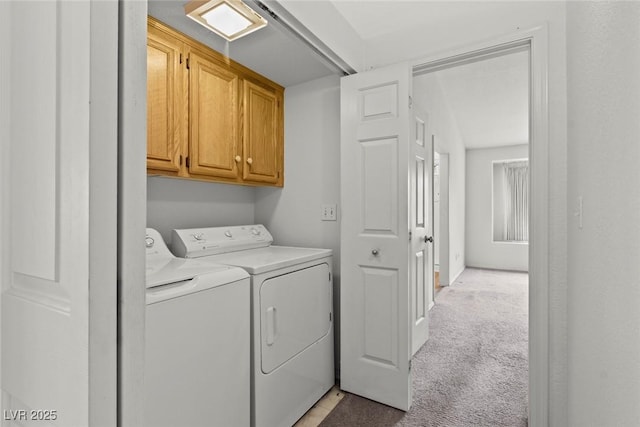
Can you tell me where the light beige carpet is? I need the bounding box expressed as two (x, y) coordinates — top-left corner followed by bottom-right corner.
(321, 268), (529, 427)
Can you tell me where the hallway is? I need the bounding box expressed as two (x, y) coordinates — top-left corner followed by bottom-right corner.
(321, 268), (528, 427)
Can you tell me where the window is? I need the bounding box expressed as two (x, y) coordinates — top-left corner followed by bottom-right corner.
(493, 159), (529, 242)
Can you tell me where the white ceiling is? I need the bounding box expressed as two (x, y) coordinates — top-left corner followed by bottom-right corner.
(147, 0), (339, 87)
(430, 50), (529, 149)
(328, 1), (530, 149)
(329, 1), (475, 41)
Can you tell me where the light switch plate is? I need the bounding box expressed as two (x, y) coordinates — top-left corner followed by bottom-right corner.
(321, 204), (337, 221)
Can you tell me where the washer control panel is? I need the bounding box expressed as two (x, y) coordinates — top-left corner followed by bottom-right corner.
(171, 225), (273, 258)
(146, 228), (174, 259)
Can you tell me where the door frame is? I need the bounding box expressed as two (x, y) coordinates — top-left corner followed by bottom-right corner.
(410, 25), (549, 424)
(118, 1), (148, 426)
(118, 9), (549, 424)
(434, 150), (449, 290)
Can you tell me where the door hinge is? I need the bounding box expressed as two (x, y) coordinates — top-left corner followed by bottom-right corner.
(409, 231), (412, 241)
(185, 157), (190, 168)
(329, 312), (332, 322)
(409, 360), (412, 371)
(329, 272), (331, 282)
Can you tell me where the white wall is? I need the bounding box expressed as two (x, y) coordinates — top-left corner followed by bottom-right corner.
(147, 177), (255, 244)
(466, 145), (529, 272)
(567, 3), (640, 425)
(254, 75), (342, 372)
(414, 73), (466, 285)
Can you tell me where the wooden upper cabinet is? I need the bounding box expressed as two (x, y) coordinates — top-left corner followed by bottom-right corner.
(146, 25), (185, 173)
(188, 50), (240, 180)
(146, 17), (284, 187)
(242, 80), (283, 185)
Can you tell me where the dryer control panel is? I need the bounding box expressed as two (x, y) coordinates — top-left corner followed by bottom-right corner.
(172, 224), (273, 258)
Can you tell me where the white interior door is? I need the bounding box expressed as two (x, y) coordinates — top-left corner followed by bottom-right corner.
(340, 62), (413, 411)
(410, 108), (434, 356)
(1, 1), (117, 425)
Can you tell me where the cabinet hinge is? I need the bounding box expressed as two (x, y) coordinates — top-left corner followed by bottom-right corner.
(179, 53), (183, 64)
(329, 312), (332, 322)
(185, 157), (190, 168)
(179, 155), (182, 166)
(186, 56), (190, 70)
(409, 231), (412, 241)
(409, 360), (412, 371)
(329, 272), (331, 282)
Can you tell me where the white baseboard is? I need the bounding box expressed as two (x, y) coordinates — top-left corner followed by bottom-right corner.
(465, 264), (528, 273)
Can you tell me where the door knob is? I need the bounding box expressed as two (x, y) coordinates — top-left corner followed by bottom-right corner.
(246, 157), (253, 165)
(235, 155), (241, 162)
(424, 235), (433, 243)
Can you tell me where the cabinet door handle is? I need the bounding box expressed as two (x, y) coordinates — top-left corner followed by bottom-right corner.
(246, 157), (253, 165)
(235, 155), (241, 162)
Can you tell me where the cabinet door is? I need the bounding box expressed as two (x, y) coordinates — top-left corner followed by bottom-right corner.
(147, 26), (184, 172)
(242, 80), (283, 185)
(188, 51), (241, 179)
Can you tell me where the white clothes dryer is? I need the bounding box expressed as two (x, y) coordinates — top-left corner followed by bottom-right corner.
(144, 228), (250, 427)
(172, 225), (334, 427)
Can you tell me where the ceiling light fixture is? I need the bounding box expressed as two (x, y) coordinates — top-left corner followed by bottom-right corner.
(185, 0), (268, 42)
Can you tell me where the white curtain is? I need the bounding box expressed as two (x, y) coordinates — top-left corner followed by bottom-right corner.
(502, 161), (529, 241)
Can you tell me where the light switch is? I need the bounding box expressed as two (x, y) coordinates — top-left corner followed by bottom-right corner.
(321, 204), (337, 221)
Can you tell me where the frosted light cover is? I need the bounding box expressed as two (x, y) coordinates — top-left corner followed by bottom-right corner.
(202, 3), (252, 38)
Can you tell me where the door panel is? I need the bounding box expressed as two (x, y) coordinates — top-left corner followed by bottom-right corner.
(360, 267), (399, 366)
(2, 1), (117, 425)
(189, 51), (240, 179)
(410, 109), (433, 356)
(414, 249), (426, 326)
(416, 158), (425, 227)
(341, 62), (412, 411)
(361, 138), (399, 234)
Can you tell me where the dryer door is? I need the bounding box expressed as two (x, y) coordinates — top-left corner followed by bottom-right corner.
(260, 262), (332, 374)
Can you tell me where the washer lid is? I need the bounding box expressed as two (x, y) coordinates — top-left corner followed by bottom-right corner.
(146, 257), (246, 288)
(201, 246), (332, 275)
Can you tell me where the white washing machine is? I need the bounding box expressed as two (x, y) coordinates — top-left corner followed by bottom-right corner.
(171, 225), (334, 427)
(144, 228), (251, 427)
